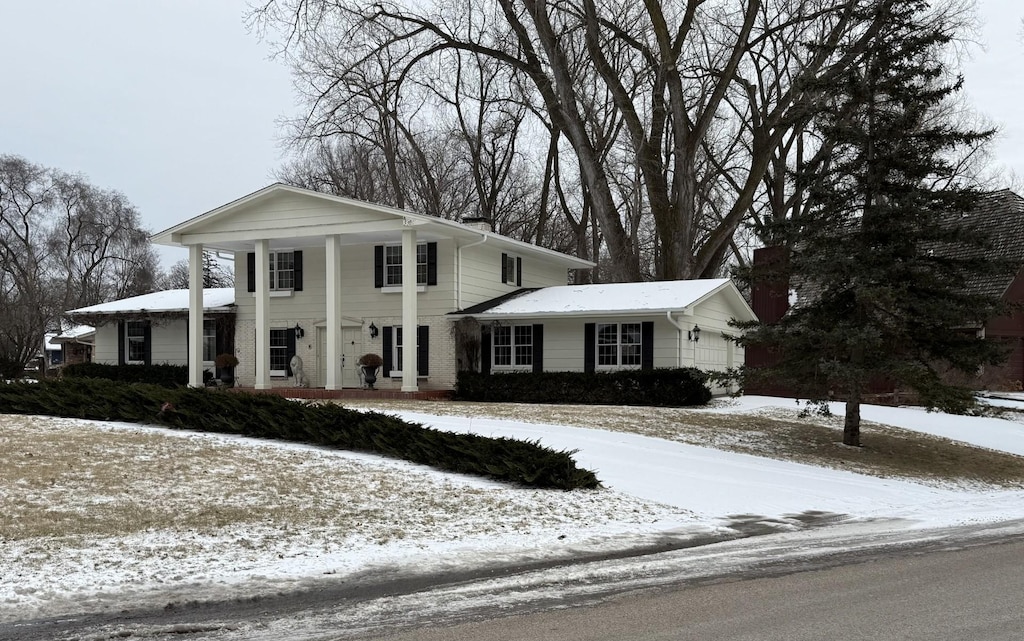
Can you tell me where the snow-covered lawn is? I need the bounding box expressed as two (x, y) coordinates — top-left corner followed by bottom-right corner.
(3, 395), (1024, 628)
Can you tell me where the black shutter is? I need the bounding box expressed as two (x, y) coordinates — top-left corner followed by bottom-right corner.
(481, 325), (491, 375)
(426, 242), (437, 286)
(584, 323), (596, 374)
(641, 321), (654, 370)
(285, 328), (297, 376)
(374, 245), (384, 288)
(501, 253), (508, 283)
(143, 322), (152, 366)
(516, 257), (522, 286)
(246, 253), (255, 293)
(417, 325), (429, 376)
(382, 326), (393, 376)
(293, 251), (303, 291)
(532, 324), (544, 373)
(117, 321), (126, 365)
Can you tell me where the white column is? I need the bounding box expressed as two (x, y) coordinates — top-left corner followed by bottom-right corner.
(254, 239), (271, 389)
(401, 225), (418, 392)
(325, 234), (343, 389)
(187, 243), (205, 388)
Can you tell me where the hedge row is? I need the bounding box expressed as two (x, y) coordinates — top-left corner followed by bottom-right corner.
(62, 362), (203, 387)
(455, 368), (713, 407)
(0, 378), (599, 490)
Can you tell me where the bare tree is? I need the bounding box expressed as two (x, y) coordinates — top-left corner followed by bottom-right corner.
(0, 154), (158, 376)
(252, 0), (918, 282)
(162, 251), (234, 290)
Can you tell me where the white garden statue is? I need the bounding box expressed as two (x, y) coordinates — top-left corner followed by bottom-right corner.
(290, 355), (309, 388)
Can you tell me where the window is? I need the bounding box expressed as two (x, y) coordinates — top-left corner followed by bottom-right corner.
(504, 254), (516, 285)
(202, 319), (216, 363)
(393, 326), (405, 373)
(246, 251), (303, 293)
(493, 325), (533, 368)
(270, 328), (289, 376)
(597, 323), (641, 367)
(501, 253), (522, 286)
(383, 325), (429, 377)
(270, 251), (294, 290)
(125, 321), (146, 364)
(384, 244), (429, 287)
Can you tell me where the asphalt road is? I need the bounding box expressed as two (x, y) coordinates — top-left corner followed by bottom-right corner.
(364, 537), (1024, 641)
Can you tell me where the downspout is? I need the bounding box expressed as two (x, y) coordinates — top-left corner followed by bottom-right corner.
(666, 311), (686, 368)
(457, 234), (488, 310)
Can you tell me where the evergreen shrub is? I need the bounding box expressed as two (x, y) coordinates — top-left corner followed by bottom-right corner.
(455, 368), (712, 407)
(0, 378), (599, 490)
(62, 362), (193, 387)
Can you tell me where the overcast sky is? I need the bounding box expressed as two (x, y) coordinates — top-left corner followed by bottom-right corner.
(1, 0), (1022, 269)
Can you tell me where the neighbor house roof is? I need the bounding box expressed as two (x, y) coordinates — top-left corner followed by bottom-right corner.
(452, 278), (756, 321)
(952, 189), (1024, 298)
(51, 325), (96, 344)
(67, 288), (235, 319)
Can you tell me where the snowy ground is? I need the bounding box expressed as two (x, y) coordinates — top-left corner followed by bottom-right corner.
(3, 395), (1024, 638)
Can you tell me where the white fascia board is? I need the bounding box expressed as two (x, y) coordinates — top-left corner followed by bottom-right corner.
(176, 218), (414, 246)
(452, 309), (689, 321)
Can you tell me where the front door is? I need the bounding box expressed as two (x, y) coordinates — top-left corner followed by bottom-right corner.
(318, 326), (364, 388)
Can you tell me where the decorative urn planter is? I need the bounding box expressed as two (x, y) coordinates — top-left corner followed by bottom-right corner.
(215, 353), (239, 387)
(357, 353), (383, 390)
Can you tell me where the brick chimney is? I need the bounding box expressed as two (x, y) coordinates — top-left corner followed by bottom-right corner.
(460, 216), (492, 233)
(751, 245), (790, 324)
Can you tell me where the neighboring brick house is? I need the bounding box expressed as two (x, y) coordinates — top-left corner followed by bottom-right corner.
(747, 189), (1024, 393)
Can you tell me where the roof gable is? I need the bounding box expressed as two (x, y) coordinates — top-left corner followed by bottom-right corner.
(150, 183), (593, 269)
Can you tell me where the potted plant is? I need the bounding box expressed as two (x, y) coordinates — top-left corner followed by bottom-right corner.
(357, 353), (383, 389)
(215, 353), (239, 387)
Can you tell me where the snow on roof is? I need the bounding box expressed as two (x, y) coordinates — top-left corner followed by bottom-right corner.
(67, 288), (235, 316)
(467, 278), (735, 317)
(52, 325), (96, 343)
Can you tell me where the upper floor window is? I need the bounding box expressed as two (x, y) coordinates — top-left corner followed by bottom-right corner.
(384, 244), (428, 286)
(597, 322), (642, 367)
(375, 242), (437, 288)
(270, 251), (294, 290)
(246, 250), (303, 293)
(501, 252), (522, 286)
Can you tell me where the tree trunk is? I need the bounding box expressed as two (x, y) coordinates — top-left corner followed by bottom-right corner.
(844, 388), (862, 447)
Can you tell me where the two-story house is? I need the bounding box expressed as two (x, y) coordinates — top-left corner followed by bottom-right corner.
(136, 183), (754, 393)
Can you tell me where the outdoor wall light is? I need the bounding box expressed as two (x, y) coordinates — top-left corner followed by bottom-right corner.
(368, 322), (379, 339)
(688, 325), (701, 343)
(294, 323), (304, 339)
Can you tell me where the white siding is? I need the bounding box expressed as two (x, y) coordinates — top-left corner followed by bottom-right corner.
(458, 243), (570, 309)
(196, 192), (393, 236)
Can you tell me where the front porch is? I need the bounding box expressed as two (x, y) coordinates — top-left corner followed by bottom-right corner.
(230, 386), (452, 401)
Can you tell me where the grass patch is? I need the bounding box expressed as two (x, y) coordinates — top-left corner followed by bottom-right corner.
(0, 415), (672, 542)
(339, 400), (1024, 488)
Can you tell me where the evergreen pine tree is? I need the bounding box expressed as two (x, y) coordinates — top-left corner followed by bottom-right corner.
(737, 0), (1010, 446)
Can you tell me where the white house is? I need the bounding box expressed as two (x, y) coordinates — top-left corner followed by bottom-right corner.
(146, 183), (754, 393)
(66, 289), (235, 373)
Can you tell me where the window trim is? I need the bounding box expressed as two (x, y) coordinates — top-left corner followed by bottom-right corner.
(382, 243), (429, 287)
(595, 322), (643, 370)
(202, 318), (217, 365)
(269, 327), (290, 377)
(491, 324), (534, 370)
(124, 320), (147, 365)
